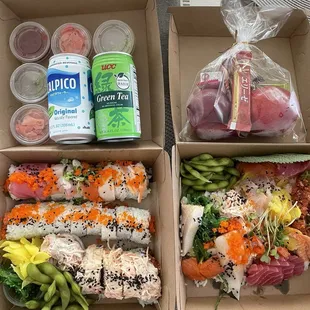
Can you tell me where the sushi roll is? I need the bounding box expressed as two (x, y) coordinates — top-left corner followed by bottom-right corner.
(102, 248), (124, 299)
(5, 160), (150, 203)
(75, 245), (104, 295)
(4, 203), (40, 240)
(70, 206), (89, 237)
(131, 208), (151, 245)
(86, 203), (102, 236)
(97, 164), (116, 202)
(3, 202), (153, 245)
(116, 206), (135, 240)
(100, 207), (117, 241)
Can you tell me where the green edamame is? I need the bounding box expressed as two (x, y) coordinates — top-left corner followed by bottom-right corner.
(45, 280), (57, 302)
(183, 163), (210, 183)
(191, 153), (213, 161)
(51, 307), (62, 310)
(41, 284), (50, 292)
(191, 158), (233, 167)
(227, 176), (238, 189)
(64, 272), (88, 306)
(225, 167), (240, 177)
(181, 178), (206, 186)
(201, 172), (213, 178)
(66, 304), (83, 310)
(71, 291), (88, 310)
(190, 163), (225, 173)
(25, 300), (42, 309)
(192, 180), (229, 192)
(27, 263), (53, 284)
(38, 263), (71, 310)
(42, 294), (60, 310)
(180, 163), (196, 180)
(209, 173), (231, 181)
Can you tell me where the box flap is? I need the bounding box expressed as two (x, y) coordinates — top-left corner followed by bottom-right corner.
(2, 0), (148, 18)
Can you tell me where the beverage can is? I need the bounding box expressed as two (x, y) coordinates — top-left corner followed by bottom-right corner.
(47, 53), (95, 144)
(92, 52), (141, 142)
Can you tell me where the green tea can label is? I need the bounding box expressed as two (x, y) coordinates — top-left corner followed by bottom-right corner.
(92, 52), (141, 142)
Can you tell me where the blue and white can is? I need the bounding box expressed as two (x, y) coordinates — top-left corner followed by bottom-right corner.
(47, 53), (95, 144)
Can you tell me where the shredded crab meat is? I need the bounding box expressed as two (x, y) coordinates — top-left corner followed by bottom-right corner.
(41, 234), (85, 269)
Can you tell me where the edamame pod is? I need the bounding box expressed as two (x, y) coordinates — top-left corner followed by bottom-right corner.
(227, 176), (238, 189)
(180, 163), (196, 180)
(191, 158), (233, 167)
(192, 180), (229, 192)
(191, 153), (213, 161)
(201, 172), (213, 178)
(45, 280), (57, 302)
(183, 163), (210, 182)
(27, 263), (53, 284)
(181, 178), (206, 186)
(64, 272), (88, 306)
(41, 284), (50, 292)
(71, 291), (88, 310)
(42, 294), (60, 310)
(190, 163), (225, 173)
(66, 305), (83, 310)
(38, 263), (70, 310)
(209, 173), (230, 181)
(225, 167), (240, 177)
(25, 300), (42, 309)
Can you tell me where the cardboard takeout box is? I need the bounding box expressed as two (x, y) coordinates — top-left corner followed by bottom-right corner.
(0, 1), (175, 309)
(0, 0), (165, 150)
(168, 6), (310, 144)
(172, 144), (310, 310)
(169, 5), (310, 310)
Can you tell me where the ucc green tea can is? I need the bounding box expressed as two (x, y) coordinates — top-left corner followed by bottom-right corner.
(92, 52), (141, 142)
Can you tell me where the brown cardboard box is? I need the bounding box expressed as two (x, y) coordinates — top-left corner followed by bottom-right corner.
(0, 1), (175, 309)
(0, 0), (164, 150)
(168, 6), (310, 144)
(172, 144), (310, 310)
(169, 5), (310, 310)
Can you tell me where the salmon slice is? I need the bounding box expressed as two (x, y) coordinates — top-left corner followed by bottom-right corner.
(182, 257), (223, 281)
(237, 162), (277, 177)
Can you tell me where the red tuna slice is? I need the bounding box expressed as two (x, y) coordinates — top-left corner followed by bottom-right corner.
(9, 182), (45, 200)
(276, 161), (310, 178)
(247, 264), (284, 286)
(287, 255), (305, 276)
(196, 121), (234, 141)
(187, 87), (231, 131)
(247, 265), (278, 286)
(263, 257), (294, 280)
(9, 163), (49, 200)
(251, 86), (298, 135)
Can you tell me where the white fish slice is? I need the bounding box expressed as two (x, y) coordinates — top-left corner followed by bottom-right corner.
(215, 233), (246, 300)
(181, 203), (204, 256)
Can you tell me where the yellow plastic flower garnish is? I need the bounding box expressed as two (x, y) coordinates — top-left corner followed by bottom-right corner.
(0, 237), (50, 280)
(268, 189), (301, 224)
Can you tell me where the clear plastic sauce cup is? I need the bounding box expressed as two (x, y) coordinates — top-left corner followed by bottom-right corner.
(10, 63), (47, 104)
(9, 21), (50, 63)
(93, 20), (135, 54)
(10, 104), (49, 146)
(52, 23), (92, 57)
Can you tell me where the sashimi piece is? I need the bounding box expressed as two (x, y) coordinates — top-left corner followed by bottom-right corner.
(237, 162), (277, 177)
(215, 233), (246, 299)
(181, 203), (204, 256)
(276, 161), (310, 177)
(287, 255), (305, 276)
(247, 264), (283, 286)
(182, 257), (223, 281)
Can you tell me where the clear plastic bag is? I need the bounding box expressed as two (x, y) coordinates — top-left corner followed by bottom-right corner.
(180, 0), (306, 142)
